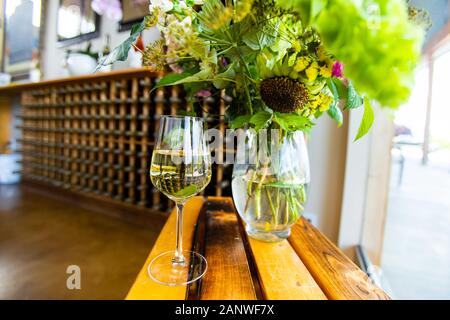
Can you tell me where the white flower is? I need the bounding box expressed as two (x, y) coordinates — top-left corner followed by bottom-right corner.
(149, 0), (173, 13)
(180, 16), (192, 28)
(179, 0), (187, 9)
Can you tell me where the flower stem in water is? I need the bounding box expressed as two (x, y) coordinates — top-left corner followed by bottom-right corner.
(265, 187), (277, 225)
(284, 190), (290, 225)
(254, 186), (261, 220)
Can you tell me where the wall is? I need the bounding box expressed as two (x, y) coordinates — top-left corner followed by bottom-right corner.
(306, 116), (348, 243)
(41, 0), (159, 79)
(0, 0), (4, 69)
(338, 106), (393, 262)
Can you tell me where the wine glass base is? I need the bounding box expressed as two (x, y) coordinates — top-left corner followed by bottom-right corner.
(147, 250), (207, 286)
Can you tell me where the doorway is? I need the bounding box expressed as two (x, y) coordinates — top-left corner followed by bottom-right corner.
(380, 51), (450, 299)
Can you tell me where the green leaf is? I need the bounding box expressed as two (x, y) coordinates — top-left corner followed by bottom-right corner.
(96, 19), (146, 70)
(311, 0), (328, 21)
(273, 112), (313, 132)
(153, 68), (214, 91)
(155, 72), (194, 89)
(177, 109), (197, 117)
(330, 78), (347, 98)
(276, 0), (312, 26)
(327, 78), (339, 100)
(345, 81), (363, 110)
(327, 103), (343, 127)
(273, 114), (290, 132)
(326, 79), (343, 127)
(354, 98), (375, 141)
(213, 63), (236, 89)
(242, 21), (279, 51)
(172, 68), (214, 84)
(182, 82), (208, 101)
(264, 181), (306, 189)
(250, 111), (273, 131)
(230, 115), (252, 129)
(327, 78), (362, 121)
(310, 0), (424, 108)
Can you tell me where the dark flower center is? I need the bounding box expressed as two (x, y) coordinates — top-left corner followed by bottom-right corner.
(260, 77), (309, 113)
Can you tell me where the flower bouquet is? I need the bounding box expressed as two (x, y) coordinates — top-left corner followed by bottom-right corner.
(98, 0), (428, 241)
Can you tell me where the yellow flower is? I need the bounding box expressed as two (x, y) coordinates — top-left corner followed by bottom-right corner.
(319, 64), (332, 78)
(143, 40), (166, 71)
(309, 102), (318, 110)
(305, 61), (319, 82)
(294, 56), (310, 72)
(145, 8), (160, 28)
(206, 6), (233, 30)
(317, 45), (329, 62)
(292, 40), (301, 52)
(289, 71), (299, 80)
(318, 93), (333, 112)
(300, 108), (311, 117)
(234, 0), (254, 22)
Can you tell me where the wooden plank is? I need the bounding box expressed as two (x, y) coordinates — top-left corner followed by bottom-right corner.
(54, 90), (63, 184)
(197, 198), (257, 300)
(185, 199), (208, 299)
(139, 77), (151, 207)
(107, 81), (116, 196)
(215, 91), (226, 197)
(246, 237), (327, 300)
(71, 87), (80, 188)
(87, 84), (96, 191)
(98, 81), (108, 194)
(0, 68), (160, 95)
(116, 80), (127, 200)
(128, 78), (139, 203)
(126, 197), (205, 300)
(289, 218), (391, 300)
(0, 97), (12, 150)
(63, 87), (72, 188)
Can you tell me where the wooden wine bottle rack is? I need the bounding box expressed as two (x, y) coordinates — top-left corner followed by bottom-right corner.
(11, 69), (233, 215)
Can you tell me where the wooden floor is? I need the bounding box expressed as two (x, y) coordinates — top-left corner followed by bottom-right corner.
(0, 184), (166, 300)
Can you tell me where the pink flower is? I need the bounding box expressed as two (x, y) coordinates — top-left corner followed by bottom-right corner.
(332, 61), (344, 78)
(220, 57), (229, 67)
(169, 64), (184, 73)
(196, 90), (212, 97)
(91, 0), (123, 21)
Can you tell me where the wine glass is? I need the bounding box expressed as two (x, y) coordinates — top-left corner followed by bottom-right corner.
(149, 115), (211, 286)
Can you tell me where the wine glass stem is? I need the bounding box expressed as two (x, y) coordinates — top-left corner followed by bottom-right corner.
(173, 202), (186, 265)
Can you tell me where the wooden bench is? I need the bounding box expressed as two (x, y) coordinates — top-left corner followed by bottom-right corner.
(127, 197), (390, 300)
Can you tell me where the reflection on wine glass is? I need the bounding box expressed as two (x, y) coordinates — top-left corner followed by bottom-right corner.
(149, 115), (211, 286)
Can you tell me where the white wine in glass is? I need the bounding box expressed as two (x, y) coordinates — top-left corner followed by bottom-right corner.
(149, 115), (211, 286)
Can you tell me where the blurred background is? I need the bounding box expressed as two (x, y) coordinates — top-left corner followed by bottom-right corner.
(0, 0), (449, 299)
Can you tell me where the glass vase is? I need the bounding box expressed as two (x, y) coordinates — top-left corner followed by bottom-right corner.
(232, 129), (310, 242)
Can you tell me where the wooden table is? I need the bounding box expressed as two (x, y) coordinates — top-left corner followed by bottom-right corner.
(127, 197), (390, 300)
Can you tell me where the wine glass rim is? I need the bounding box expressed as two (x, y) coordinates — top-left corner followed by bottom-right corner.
(160, 115), (204, 121)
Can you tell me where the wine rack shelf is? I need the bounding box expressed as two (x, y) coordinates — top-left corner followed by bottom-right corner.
(16, 69), (232, 214)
